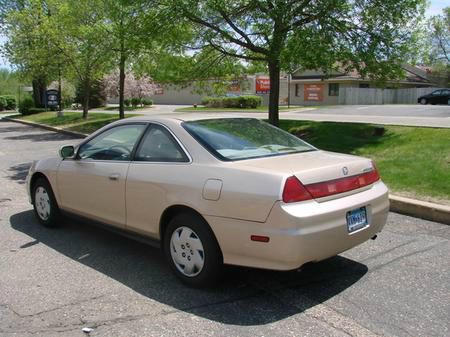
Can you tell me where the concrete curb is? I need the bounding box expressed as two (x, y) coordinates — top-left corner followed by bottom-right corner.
(390, 195), (450, 225)
(3, 116), (449, 225)
(3, 117), (87, 138)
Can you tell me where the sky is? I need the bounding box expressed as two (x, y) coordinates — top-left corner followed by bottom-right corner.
(0, 0), (448, 69)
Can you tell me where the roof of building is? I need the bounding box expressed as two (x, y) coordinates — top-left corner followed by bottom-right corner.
(291, 64), (432, 85)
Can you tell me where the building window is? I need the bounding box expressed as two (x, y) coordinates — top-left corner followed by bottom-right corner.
(359, 83), (370, 88)
(295, 84), (300, 96)
(328, 83), (339, 96)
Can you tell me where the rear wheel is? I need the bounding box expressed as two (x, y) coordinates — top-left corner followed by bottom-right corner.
(420, 98), (427, 105)
(163, 212), (223, 287)
(32, 177), (61, 227)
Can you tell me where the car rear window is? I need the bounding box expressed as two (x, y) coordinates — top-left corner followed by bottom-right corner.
(182, 118), (315, 161)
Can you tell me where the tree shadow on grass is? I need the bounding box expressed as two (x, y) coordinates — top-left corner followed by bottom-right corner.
(280, 121), (399, 154)
(10, 210), (368, 326)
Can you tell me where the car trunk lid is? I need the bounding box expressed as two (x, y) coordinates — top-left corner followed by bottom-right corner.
(239, 150), (378, 201)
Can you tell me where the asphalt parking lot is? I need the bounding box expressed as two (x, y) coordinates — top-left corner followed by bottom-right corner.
(0, 120), (449, 337)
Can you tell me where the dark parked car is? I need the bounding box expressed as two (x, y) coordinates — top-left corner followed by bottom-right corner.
(418, 89), (450, 105)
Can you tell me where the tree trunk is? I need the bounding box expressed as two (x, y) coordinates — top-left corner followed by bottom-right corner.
(268, 60), (280, 126)
(118, 43), (126, 119)
(82, 78), (90, 119)
(57, 65), (64, 117)
(32, 78), (46, 108)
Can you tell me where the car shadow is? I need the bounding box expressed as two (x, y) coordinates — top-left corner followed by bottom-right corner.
(10, 210), (368, 326)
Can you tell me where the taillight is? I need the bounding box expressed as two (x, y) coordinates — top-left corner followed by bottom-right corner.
(282, 163), (380, 203)
(282, 176), (313, 203)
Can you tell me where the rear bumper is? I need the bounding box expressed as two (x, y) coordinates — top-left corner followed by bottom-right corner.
(206, 181), (389, 270)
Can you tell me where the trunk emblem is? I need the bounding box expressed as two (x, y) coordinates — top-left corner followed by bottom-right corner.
(342, 166), (349, 176)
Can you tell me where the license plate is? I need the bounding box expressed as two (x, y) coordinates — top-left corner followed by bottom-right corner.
(346, 207), (368, 233)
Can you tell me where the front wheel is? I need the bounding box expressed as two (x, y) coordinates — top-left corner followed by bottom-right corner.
(32, 177), (61, 227)
(419, 98), (427, 105)
(163, 213), (223, 287)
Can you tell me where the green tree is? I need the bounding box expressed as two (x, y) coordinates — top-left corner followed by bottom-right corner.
(2, 0), (59, 107)
(428, 6), (450, 64)
(0, 68), (21, 96)
(43, 0), (112, 118)
(175, 0), (426, 126)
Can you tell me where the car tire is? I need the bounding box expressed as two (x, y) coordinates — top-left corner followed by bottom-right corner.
(163, 212), (223, 287)
(32, 177), (61, 227)
(419, 98), (427, 105)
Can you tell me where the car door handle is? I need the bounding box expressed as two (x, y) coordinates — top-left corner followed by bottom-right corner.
(109, 173), (120, 181)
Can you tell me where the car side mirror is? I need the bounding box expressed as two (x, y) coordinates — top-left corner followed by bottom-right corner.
(59, 145), (75, 159)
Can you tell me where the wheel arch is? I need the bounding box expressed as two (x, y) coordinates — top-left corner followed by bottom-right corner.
(159, 205), (222, 257)
(29, 172), (51, 203)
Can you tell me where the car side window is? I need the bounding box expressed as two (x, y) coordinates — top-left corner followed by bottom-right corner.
(78, 124), (146, 161)
(134, 125), (189, 162)
(432, 90), (442, 96)
(441, 89), (450, 96)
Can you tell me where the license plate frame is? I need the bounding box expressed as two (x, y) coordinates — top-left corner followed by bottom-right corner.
(346, 207), (368, 233)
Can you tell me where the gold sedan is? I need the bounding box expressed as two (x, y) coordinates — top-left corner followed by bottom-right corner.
(27, 117), (389, 287)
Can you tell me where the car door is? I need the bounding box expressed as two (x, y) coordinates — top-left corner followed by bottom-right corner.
(440, 89), (450, 104)
(57, 123), (147, 227)
(126, 123), (192, 237)
(430, 90), (441, 104)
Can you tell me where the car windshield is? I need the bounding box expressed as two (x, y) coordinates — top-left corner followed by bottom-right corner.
(182, 118), (315, 161)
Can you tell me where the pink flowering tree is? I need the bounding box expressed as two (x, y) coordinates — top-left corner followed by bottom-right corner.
(103, 71), (157, 106)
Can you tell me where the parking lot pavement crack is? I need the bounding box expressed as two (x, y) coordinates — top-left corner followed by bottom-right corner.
(160, 289), (267, 316)
(263, 286), (382, 337)
(360, 239), (417, 263)
(5, 294), (108, 318)
(368, 241), (448, 273)
(303, 302), (382, 337)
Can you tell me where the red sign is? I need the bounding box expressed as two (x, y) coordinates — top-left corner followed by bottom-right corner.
(256, 76), (270, 94)
(304, 84), (324, 101)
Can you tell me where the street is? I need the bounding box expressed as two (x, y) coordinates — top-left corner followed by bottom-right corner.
(0, 120), (449, 337)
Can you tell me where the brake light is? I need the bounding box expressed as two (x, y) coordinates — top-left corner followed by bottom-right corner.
(282, 176), (313, 203)
(304, 168), (380, 199)
(282, 163), (380, 203)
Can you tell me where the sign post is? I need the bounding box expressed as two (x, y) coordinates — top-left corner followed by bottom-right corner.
(46, 89), (60, 109)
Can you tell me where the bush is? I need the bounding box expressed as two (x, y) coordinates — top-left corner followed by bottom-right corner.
(131, 97), (141, 107)
(19, 97), (35, 115)
(202, 95), (262, 109)
(142, 98), (153, 106)
(2, 95), (16, 110)
(0, 95), (17, 111)
(0, 96), (5, 111)
(124, 98), (131, 107)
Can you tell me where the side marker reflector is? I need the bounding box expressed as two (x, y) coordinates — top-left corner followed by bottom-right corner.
(251, 235), (270, 243)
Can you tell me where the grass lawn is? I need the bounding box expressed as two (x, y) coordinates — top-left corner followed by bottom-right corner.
(16, 111), (139, 134)
(279, 120), (450, 204)
(174, 105), (303, 112)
